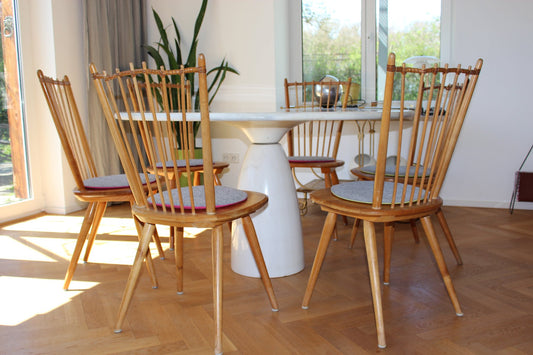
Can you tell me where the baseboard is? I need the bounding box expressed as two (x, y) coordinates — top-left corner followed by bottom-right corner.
(443, 199), (533, 210)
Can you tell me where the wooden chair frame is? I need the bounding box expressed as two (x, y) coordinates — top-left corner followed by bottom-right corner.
(284, 78), (352, 216)
(38, 70), (163, 290)
(91, 54), (278, 355)
(303, 53), (483, 348)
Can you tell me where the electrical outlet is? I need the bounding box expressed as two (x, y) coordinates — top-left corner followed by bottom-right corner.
(222, 153), (239, 163)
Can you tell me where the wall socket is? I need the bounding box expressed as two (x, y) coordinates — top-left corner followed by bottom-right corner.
(222, 153), (240, 163)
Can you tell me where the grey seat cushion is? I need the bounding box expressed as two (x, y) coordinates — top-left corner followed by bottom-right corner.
(288, 156), (335, 163)
(155, 159), (204, 168)
(84, 173), (156, 190)
(331, 180), (422, 205)
(148, 185), (248, 209)
(359, 164), (430, 178)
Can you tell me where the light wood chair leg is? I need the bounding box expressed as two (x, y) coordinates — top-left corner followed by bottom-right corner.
(409, 219), (420, 243)
(63, 202), (97, 290)
(193, 171), (201, 186)
(363, 220), (386, 349)
(129, 201), (164, 259)
(82, 201), (107, 263)
(330, 170), (348, 226)
(349, 218), (361, 248)
(383, 222), (395, 285)
(132, 217), (158, 289)
(169, 227), (175, 251)
(214, 168), (223, 186)
(152, 227), (165, 260)
(174, 226), (184, 294)
(115, 223), (157, 333)
(323, 173), (339, 242)
(302, 212), (337, 309)
(436, 208), (463, 265)
(212, 226), (224, 355)
(242, 215), (279, 311)
(420, 216), (463, 316)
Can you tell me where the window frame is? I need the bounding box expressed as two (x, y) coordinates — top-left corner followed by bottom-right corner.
(292, 0), (451, 104)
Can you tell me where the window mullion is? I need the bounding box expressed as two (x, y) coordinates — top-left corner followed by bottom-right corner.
(362, 0), (377, 104)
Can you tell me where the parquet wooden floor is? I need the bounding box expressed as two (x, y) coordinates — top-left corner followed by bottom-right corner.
(0, 202), (532, 354)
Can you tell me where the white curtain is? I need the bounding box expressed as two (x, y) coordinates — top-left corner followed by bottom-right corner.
(84, 0), (146, 175)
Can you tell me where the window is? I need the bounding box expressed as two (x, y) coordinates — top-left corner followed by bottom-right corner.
(301, 0), (445, 104)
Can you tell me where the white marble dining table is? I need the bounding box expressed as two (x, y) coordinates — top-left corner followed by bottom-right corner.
(122, 108), (395, 278)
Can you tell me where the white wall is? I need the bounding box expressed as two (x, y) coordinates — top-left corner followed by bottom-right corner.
(145, 0), (286, 187)
(440, 0), (533, 208)
(9, 0), (533, 223)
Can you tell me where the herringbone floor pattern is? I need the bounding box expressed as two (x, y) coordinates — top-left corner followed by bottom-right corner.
(0, 203), (532, 354)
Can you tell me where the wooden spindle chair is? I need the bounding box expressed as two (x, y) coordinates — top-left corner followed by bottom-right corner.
(284, 78), (352, 216)
(132, 80), (230, 248)
(349, 83), (464, 265)
(302, 53), (483, 348)
(90, 54), (278, 355)
(38, 70), (163, 290)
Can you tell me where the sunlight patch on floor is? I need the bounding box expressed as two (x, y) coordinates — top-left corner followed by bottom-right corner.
(1, 214), (90, 233)
(0, 213), (209, 267)
(0, 276), (98, 326)
(0, 235), (64, 262)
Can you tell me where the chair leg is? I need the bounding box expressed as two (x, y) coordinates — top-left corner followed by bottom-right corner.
(363, 220), (386, 349)
(174, 226), (184, 294)
(242, 215), (279, 311)
(349, 218), (361, 248)
(419, 216), (463, 316)
(114, 222), (157, 333)
(214, 168), (224, 186)
(383, 222), (395, 285)
(302, 212), (337, 309)
(63, 202), (98, 290)
(132, 217), (158, 289)
(82, 201), (107, 263)
(409, 219), (420, 243)
(436, 208), (463, 265)
(212, 225), (224, 355)
(169, 227), (175, 251)
(322, 173), (339, 241)
(152, 227), (165, 260)
(329, 170), (348, 226)
(193, 171), (201, 186)
(129, 201), (164, 259)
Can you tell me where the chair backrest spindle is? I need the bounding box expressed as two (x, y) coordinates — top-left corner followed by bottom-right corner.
(90, 54), (216, 215)
(284, 78), (352, 161)
(372, 53), (483, 209)
(37, 71), (99, 190)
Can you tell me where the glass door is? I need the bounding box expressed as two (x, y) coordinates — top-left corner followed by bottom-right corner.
(0, 0), (29, 206)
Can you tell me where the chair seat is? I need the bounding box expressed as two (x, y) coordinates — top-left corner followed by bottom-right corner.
(331, 180), (422, 205)
(359, 164), (429, 178)
(148, 185), (248, 209)
(296, 178), (352, 194)
(84, 173), (156, 190)
(155, 159), (204, 168)
(288, 156), (336, 163)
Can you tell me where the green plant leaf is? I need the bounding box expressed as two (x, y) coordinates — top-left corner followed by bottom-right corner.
(208, 62), (230, 105)
(145, 45), (165, 68)
(171, 18), (183, 65)
(186, 0), (207, 67)
(149, 3), (238, 148)
(152, 8), (169, 50)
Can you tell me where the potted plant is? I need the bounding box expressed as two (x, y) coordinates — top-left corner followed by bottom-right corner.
(145, 0), (238, 149)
